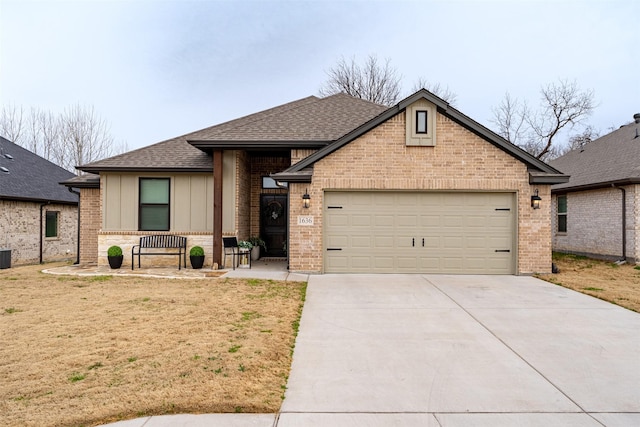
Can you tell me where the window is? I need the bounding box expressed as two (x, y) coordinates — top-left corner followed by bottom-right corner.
(416, 110), (428, 134)
(557, 195), (567, 233)
(139, 178), (170, 231)
(45, 211), (58, 238)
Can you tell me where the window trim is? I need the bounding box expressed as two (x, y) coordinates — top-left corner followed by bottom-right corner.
(557, 195), (567, 233)
(45, 211), (59, 238)
(138, 178), (171, 231)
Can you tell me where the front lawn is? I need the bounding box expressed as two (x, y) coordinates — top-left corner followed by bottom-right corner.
(0, 263), (306, 427)
(539, 253), (640, 312)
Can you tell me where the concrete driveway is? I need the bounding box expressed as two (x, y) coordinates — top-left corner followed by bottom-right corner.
(279, 274), (640, 427)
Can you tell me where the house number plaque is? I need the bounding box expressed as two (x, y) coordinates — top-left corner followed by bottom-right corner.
(297, 216), (314, 226)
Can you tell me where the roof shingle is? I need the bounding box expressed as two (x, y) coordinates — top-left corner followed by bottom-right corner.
(0, 137), (78, 204)
(550, 120), (640, 191)
(78, 94), (387, 172)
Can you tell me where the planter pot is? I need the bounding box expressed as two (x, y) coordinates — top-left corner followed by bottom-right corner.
(250, 246), (260, 261)
(190, 255), (205, 269)
(108, 255), (123, 269)
(239, 248), (250, 268)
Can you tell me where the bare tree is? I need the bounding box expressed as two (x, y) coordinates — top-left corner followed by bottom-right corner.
(0, 104), (125, 172)
(554, 125), (600, 158)
(319, 54), (402, 106)
(491, 79), (595, 160)
(0, 104), (25, 143)
(411, 78), (458, 106)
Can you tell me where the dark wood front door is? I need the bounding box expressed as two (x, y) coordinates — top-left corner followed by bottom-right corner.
(260, 194), (287, 257)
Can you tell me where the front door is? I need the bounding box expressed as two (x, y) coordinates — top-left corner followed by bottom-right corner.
(260, 194), (288, 257)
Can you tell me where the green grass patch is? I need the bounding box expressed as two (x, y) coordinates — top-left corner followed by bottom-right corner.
(583, 287), (604, 291)
(88, 362), (103, 370)
(552, 252), (587, 261)
(228, 345), (241, 353)
(68, 372), (86, 383)
(4, 307), (22, 314)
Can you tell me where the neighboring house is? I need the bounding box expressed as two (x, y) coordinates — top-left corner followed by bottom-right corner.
(0, 136), (78, 266)
(549, 114), (640, 263)
(69, 90), (568, 274)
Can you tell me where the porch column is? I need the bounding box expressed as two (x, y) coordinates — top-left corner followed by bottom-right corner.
(213, 150), (223, 268)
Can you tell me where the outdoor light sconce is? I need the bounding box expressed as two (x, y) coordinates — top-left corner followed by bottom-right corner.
(302, 189), (311, 209)
(531, 189), (542, 209)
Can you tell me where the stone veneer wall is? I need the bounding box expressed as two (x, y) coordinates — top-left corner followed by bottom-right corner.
(0, 200), (77, 266)
(287, 112), (552, 275)
(552, 185), (638, 262)
(97, 232), (214, 269)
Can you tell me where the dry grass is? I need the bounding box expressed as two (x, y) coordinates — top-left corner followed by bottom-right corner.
(0, 263), (306, 427)
(538, 253), (640, 313)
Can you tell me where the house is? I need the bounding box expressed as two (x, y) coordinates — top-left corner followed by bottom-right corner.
(70, 90), (568, 274)
(0, 136), (78, 266)
(549, 114), (640, 263)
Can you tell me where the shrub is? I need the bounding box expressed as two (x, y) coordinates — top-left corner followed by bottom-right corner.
(107, 246), (122, 257)
(238, 240), (253, 250)
(190, 246), (204, 257)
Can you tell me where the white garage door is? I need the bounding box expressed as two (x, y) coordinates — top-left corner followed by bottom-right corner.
(324, 192), (515, 274)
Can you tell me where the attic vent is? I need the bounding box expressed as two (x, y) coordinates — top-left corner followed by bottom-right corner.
(0, 167), (9, 174)
(3, 154), (13, 159)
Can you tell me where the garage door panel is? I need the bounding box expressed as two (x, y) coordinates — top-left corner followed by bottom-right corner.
(374, 236), (394, 247)
(351, 236), (371, 248)
(325, 192), (515, 274)
(351, 214), (372, 226)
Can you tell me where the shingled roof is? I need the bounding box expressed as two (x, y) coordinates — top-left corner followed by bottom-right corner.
(0, 137), (78, 204)
(78, 94), (388, 172)
(188, 93), (388, 149)
(550, 116), (640, 191)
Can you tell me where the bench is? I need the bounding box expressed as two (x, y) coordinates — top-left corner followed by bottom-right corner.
(131, 235), (187, 270)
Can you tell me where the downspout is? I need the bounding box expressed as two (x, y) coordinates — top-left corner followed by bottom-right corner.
(39, 202), (50, 264)
(614, 184), (626, 262)
(68, 187), (81, 264)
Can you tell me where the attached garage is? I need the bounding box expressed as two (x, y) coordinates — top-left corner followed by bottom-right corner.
(324, 191), (516, 274)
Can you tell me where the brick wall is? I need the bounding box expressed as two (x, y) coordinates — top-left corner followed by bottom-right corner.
(249, 156), (289, 237)
(552, 185), (638, 262)
(0, 200), (77, 266)
(236, 151), (251, 239)
(287, 112), (552, 275)
(79, 188), (100, 264)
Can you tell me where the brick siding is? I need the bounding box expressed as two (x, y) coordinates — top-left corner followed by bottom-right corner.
(287, 112), (552, 275)
(79, 188), (101, 264)
(0, 200), (77, 266)
(552, 185), (638, 262)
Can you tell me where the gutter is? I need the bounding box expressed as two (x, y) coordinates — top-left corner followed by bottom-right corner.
(68, 187), (81, 264)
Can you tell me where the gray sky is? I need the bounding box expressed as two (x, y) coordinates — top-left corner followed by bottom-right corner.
(1, 0), (638, 152)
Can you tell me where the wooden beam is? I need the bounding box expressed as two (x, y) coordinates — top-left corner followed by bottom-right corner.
(213, 150), (223, 268)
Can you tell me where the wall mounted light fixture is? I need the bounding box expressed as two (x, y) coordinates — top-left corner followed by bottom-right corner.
(302, 189), (311, 209)
(531, 189), (542, 209)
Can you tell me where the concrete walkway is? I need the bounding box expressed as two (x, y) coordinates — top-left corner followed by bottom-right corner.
(101, 274), (640, 427)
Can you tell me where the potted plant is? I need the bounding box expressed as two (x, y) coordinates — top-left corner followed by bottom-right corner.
(248, 236), (267, 261)
(237, 240), (252, 267)
(189, 246), (205, 269)
(107, 245), (123, 269)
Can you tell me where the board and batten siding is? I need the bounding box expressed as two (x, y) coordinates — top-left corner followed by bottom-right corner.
(102, 173), (215, 232)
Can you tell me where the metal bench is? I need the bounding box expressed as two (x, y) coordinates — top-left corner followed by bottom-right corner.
(131, 235), (187, 270)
